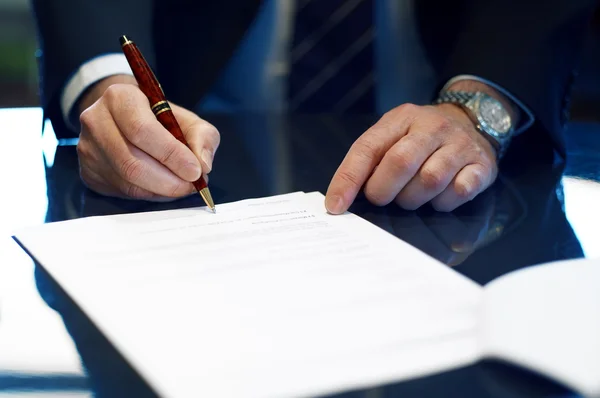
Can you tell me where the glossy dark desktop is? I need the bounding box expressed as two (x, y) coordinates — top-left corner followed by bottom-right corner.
(2, 108), (600, 398)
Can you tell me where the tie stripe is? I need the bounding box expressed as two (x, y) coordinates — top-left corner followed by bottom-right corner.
(289, 28), (374, 109)
(290, 0), (365, 63)
(288, 0), (375, 113)
(333, 71), (375, 113)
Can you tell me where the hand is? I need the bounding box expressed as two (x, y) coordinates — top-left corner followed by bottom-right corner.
(76, 75), (220, 201)
(325, 102), (498, 213)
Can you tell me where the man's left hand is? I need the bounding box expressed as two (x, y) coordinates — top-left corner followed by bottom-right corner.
(325, 102), (498, 213)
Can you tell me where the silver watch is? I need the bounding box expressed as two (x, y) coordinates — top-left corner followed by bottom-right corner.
(434, 91), (514, 159)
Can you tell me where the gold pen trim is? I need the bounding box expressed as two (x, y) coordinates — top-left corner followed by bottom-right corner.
(121, 39), (133, 47)
(154, 107), (171, 116)
(151, 100), (168, 112)
(152, 101), (171, 116)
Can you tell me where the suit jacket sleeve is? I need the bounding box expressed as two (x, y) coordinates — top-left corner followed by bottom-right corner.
(419, 0), (597, 159)
(31, 0), (156, 138)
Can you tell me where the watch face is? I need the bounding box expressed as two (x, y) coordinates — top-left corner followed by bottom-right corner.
(478, 96), (511, 134)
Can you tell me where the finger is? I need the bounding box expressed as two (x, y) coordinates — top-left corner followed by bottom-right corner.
(430, 163), (493, 212)
(81, 105), (197, 198)
(178, 116), (221, 173)
(363, 128), (443, 207)
(103, 84), (202, 182)
(394, 144), (466, 210)
(112, 144), (197, 198)
(82, 150), (194, 202)
(325, 104), (417, 214)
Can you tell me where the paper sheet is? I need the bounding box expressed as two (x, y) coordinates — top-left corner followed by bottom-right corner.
(14, 192), (483, 398)
(481, 258), (600, 398)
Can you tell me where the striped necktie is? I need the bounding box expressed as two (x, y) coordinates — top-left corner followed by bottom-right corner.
(288, 0), (376, 114)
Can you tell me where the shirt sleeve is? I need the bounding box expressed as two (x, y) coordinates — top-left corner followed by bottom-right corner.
(441, 74), (535, 136)
(60, 53), (134, 131)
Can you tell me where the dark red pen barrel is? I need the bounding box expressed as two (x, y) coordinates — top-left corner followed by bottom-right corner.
(121, 41), (164, 106)
(155, 104), (187, 144)
(120, 36), (208, 192)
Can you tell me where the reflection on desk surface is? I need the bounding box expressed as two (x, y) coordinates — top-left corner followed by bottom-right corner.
(1, 107), (600, 397)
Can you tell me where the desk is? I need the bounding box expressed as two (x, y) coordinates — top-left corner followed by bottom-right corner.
(1, 108), (599, 397)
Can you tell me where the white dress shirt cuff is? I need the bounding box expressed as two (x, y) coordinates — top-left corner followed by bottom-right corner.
(60, 53), (133, 131)
(442, 74), (535, 136)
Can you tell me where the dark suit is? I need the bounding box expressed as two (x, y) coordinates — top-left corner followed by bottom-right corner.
(31, 0), (596, 158)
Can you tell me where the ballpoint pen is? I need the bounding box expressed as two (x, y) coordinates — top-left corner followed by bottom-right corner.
(119, 35), (216, 213)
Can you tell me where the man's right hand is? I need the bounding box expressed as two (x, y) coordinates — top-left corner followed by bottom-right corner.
(76, 75), (220, 201)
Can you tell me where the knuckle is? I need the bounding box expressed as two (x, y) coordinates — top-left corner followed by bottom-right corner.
(420, 166), (446, 191)
(478, 143), (496, 165)
(210, 126), (221, 148)
(454, 180), (474, 201)
(386, 148), (414, 173)
(455, 167), (487, 201)
(79, 108), (94, 131)
(103, 83), (127, 102)
(199, 121), (221, 149)
(209, 126), (221, 145)
(434, 116), (453, 133)
(204, 123), (220, 140)
(120, 157), (145, 183)
(103, 84), (144, 111)
(368, 119), (394, 142)
(393, 103), (418, 116)
(453, 131), (474, 148)
(337, 168), (363, 189)
(471, 165), (488, 188)
(352, 137), (380, 161)
(473, 147), (491, 166)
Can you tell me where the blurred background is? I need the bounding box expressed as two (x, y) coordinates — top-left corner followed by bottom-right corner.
(0, 0), (599, 120)
(0, 0), (38, 107)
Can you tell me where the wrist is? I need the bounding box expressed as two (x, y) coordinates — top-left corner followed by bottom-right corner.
(77, 74), (138, 115)
(445, 80), (521, 127)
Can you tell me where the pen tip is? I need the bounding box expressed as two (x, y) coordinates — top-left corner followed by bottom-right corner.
(212, 207), (216, 214)
(198, 187), (216, 213)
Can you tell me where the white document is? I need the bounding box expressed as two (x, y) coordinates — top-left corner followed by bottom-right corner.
(14, 191), (483, 398)
(480, 257), (600, 398)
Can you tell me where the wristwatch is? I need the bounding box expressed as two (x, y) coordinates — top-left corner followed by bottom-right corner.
(434, 91), (514, 159)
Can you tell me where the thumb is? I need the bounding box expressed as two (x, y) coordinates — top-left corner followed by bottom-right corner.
(171, 104), (221, 173)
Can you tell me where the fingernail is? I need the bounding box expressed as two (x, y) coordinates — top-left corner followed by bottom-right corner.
(201, 149), (213, 172)
(325, 195), (344, 214)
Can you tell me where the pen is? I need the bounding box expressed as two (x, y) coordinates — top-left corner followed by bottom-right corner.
(119, 35), (216, 213)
